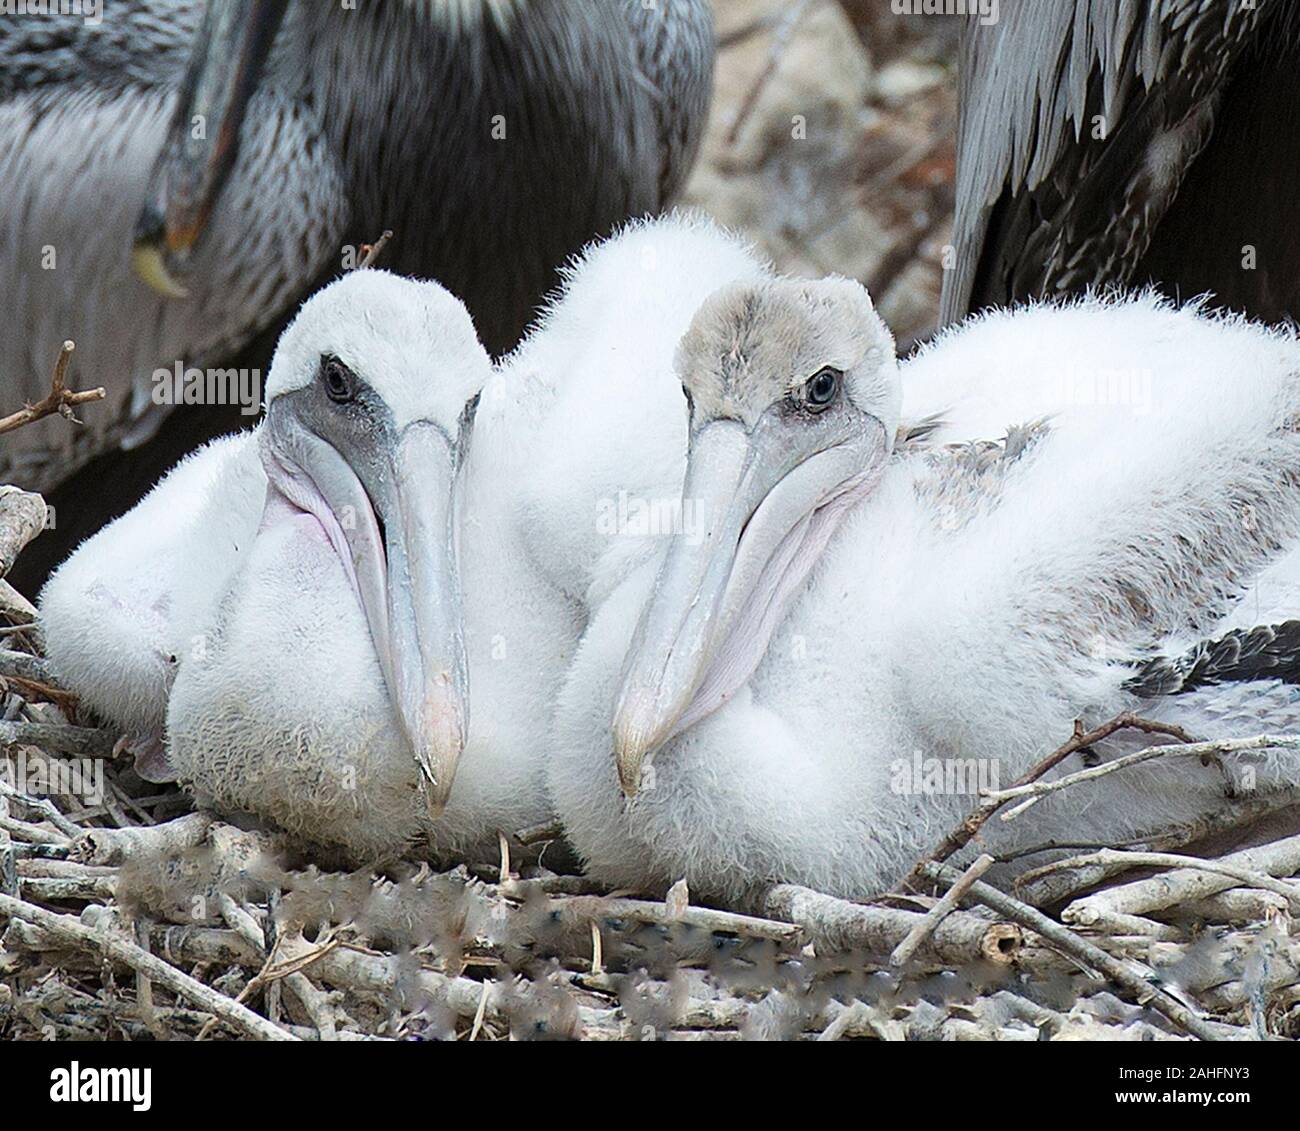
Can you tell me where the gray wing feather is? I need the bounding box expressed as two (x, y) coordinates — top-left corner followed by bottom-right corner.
(620, 0), (715, 208)
(0, 2), (199, 95)
(939, 0), (1260, 325)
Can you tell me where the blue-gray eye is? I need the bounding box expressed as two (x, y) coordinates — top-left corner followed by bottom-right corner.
(320, 355), (356, 404)
(806, 366), (841, 410)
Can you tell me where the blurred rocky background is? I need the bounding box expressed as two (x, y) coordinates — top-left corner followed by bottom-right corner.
(684, 0), (960, 351)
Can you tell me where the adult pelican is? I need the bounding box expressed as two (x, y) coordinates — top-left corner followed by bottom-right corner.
(3, 0), (715, 586)
(941, 0), (1300, 326)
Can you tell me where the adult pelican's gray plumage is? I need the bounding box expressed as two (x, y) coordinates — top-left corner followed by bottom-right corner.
(42, 269), (489, 857)
(2, 0), (715, 582)
(940, 0), (1300, 327)
(548, 285), (1300, 904)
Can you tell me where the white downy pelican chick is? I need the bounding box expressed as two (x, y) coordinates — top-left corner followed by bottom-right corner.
(164, 272), (489, 859)
(44, 270), (489, 859)
(547, 288), (1300, 904)
(172, 216), (771, 858)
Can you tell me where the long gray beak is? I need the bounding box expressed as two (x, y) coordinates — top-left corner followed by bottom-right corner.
(263, 417), (468, 817)
(612, 417), (887, 795)
(133, 0), (288, 298)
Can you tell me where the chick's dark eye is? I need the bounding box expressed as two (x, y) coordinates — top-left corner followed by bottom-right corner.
(320, 355), (355, 404)
(805, 366), (841, 410)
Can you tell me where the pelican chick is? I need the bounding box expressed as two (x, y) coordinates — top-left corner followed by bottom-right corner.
(548, 286), (1300, 904)
(44, 270), (489, 860)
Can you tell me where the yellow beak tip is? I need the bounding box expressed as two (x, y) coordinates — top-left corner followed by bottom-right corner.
(132, 244), (190, 300)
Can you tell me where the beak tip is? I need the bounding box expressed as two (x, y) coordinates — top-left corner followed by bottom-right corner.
(613, 712), (661, 799)
(132, 243), (191, 300)
(419, 779), (451, 820)
(409, 690), (467, 818)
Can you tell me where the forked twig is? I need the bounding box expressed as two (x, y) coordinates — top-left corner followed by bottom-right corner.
(0, 341), (106, 436)
(898, 712), (1198, 891)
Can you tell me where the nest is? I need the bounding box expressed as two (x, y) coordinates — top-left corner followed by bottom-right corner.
(3, 484), (1300, 1041)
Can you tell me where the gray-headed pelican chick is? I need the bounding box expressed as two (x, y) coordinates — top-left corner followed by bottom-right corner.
(548, 286), (1300, 904)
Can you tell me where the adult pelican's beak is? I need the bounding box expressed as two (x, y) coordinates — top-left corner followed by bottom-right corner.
(263, 412), (469, 818)
(612, 415), (886, 796)
(133, 0), (288, 298)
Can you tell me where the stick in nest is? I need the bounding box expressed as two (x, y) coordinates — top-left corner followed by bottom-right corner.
(898, 711), (1198, 891)
(0, 892), (297, 1041)
(0, 341), (106, 436)
(986, 734), (1300, 820)
(919, 861), (1241, 1042)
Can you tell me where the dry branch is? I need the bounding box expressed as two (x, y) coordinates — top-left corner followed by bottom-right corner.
(0, 720), (116, 758)
(919, 861), (1242, 1042)
(0, 487), (47, 578)
(901, 712), (1197, 890)
(890, 853), (993, 966)
(560, 894), (802, 944)
(763, 882), (1021, 965)
(1064, 834), (1300, 926)
(0, 341), (105, 436)
(0, 892), (298, 1040)
(71, 812), (215, 865)
(986, 735), (1300, 817)
(357, 230), (394, 270)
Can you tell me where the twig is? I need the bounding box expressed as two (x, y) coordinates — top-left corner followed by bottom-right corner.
(986, 734), (1300, 818)
(918, 862), (1241, 1042)
(0, 719), (117, 758)
(285, 971), (339, 1040)
(899, 712), (1198, 890)
(0, 579), (39, 628)
(0, 778), (84, 838)
(1012, 789), (1300, 907)
(560, 894), (802, 944)
(764, 883), (1020, 964)
(1182, 888), (1290, 924)
(1029, 848), (1300, 912)
(0, 487), (48, 578)
(0, 342), (106, 435)
(0, 814), (66, 845)
(72, 812), (215, 865)
(0, 892), (298, 1040)
(0, 824), (15, 897)
(0, 649), (50, 684)
(890, 853), (993, 966)
(1063, 834), (1300, 926)
(514, 819), (563, 846)
(357, 230), (394, 270)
